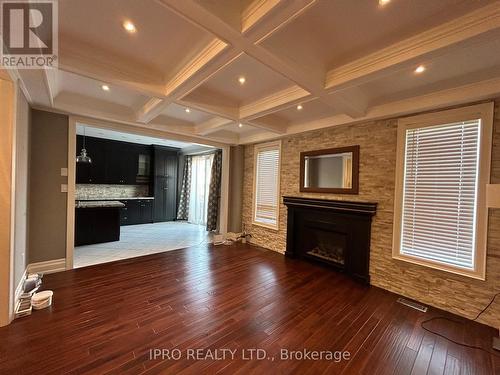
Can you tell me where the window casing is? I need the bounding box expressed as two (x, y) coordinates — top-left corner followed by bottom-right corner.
(393, 103), (493, 279)
(253, 141), (281, 229)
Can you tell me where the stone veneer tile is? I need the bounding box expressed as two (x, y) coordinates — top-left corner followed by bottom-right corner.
(242, 100), (500, 328)
(75, 184), (149, 199)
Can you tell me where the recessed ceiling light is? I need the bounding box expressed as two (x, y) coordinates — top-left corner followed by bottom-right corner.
(297, 104), (303, 110)
(415, 65), (426, 74)
(379, 0), (391, 6)
(238, 123), (243, 128)
(101, 84), (110, 91)
(123, 20), (136, 33)
(238, 76), (246, 85)
(185, 108), (190, 113)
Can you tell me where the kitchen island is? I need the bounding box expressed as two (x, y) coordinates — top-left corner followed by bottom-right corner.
(75, 200), (125, 246)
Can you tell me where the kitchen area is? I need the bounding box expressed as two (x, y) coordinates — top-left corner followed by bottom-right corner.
(74, 125), (214, 268)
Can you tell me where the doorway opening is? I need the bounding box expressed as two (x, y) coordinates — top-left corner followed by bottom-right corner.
(72, 123), (223, 268)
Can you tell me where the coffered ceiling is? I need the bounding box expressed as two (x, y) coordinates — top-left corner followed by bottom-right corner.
(13, 0), (500, 146)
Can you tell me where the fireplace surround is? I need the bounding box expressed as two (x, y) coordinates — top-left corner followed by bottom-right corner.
(283, 196), (377, 283)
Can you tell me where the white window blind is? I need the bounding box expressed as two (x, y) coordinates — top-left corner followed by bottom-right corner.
(254, 144), (280, 227)
(400, 120), (481, 270)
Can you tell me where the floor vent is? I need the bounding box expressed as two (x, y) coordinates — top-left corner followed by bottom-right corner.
(397, 298), (428, 312)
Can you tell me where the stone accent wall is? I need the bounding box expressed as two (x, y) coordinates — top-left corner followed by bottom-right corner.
(242, 100), (500, 328)
(76, 184), (150, 200)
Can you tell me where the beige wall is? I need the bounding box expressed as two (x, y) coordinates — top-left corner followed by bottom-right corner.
(0, 72), (15, 326)
(28, 109), (68, 263)
(242, 100), (500, 328)
(13, 87), (30, 287)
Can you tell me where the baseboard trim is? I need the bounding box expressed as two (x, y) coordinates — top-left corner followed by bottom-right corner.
(27, 258), (66, 275)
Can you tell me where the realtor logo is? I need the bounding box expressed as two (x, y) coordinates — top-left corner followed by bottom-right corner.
(1, 0), (58, 68)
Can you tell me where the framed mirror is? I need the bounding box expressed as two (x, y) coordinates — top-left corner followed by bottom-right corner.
(300, 145), (359, 194)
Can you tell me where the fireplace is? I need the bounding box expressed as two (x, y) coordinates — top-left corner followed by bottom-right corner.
(283, 196), (376, 283)
(304, 225), (347, 266)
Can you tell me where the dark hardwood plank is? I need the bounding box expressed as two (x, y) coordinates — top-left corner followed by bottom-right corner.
(0, 243), (498, 374)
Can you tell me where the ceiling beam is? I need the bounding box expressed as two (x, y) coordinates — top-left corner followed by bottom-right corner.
(248, 117), (287, 134)
(158, 0), (367, 119)
(238, 75), (500, 144)
(135, 98), (167, 124)
(68, 114), (229, 148)
(164, 39), (232, 97)
(14, 69), (53, 107)
(239, 85), (311, 120)
(320, 92), (368, 119)
(241, 0), (317, 37)
(42, 68), (59, 107)
(195, 117), (234, 136)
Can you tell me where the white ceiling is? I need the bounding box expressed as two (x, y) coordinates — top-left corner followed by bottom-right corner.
(14, 0), (500, 145)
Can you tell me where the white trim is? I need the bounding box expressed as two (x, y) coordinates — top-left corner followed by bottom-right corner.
(27, 259), (67, 275)
(66, 117), (76, 270)
(8, 79), (19, 324)
(392, 102), (493, 280)
(252, 140), (282, 230)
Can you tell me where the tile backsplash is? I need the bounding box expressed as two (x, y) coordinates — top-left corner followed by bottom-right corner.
(76, 184), (150, 200)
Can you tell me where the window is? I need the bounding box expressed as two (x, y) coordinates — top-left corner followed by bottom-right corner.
(393, 103), (493, 279)
(253, 141), (281, 229)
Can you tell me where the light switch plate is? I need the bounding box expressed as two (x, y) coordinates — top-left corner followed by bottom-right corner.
(486, 184), (500, 208)
(493, 336), (500, 351)
(61, 184), (68, 193)
(60, 168), (68, 177)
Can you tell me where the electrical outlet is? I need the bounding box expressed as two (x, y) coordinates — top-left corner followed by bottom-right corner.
(60, 167), (68, 177)
(61, 184), (68, 193)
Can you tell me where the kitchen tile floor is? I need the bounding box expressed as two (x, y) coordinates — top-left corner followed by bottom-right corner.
(74, 221), (211, 268)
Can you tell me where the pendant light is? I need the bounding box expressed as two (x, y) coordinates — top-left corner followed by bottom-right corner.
(76, 126), (92, 164)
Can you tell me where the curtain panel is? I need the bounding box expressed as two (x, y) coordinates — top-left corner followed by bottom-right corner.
(176, 155), (192, 220)
(206, 150), (222, 231)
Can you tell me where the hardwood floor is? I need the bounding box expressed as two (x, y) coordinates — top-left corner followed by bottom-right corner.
(0, 243), (498, 374)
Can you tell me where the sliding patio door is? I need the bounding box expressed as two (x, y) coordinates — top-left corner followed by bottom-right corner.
(188, 154), (214, 225)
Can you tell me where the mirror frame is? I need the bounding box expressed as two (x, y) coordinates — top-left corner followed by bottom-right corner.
(299, 145), (360, 194)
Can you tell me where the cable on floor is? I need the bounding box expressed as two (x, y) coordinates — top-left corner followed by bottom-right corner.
(419, 292), (500, 358)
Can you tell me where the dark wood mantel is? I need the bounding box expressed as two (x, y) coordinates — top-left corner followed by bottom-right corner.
(282, 196), (377, 215)
(283, 196), (377, 283)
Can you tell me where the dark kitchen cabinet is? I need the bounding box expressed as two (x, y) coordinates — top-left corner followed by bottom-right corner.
(75, 207), (121, 246)
(105, 142), (137, 185)
(120, 199), (153, 226)
(76, 136), (153, 185)
(153, 147), (178, 222)
(140, 200), (153, 223)
(76, 136), (106, 184)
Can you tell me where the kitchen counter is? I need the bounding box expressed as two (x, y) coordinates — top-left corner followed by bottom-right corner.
(76, 201), (126, 208)
(76, 197), (155, 201)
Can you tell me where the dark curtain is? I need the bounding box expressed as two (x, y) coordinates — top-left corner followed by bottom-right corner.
(176, 155), (192, 220)
(206, 150), (222, 231)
